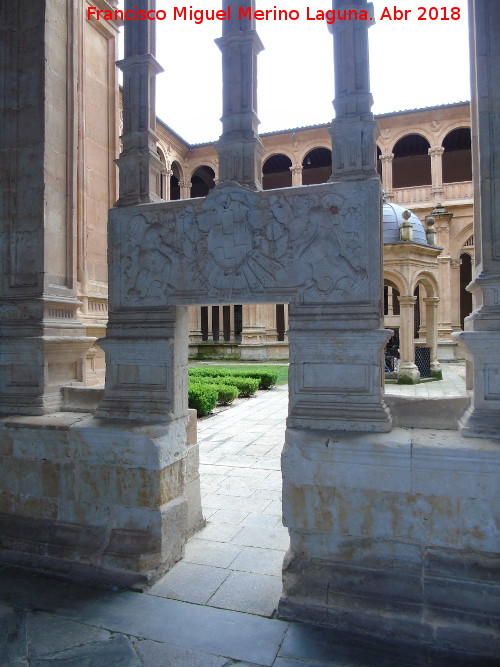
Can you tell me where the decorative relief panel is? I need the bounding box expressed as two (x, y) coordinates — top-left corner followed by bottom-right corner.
(111, 180), (379, 308)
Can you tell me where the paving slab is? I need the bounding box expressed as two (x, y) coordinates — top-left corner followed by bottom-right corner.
(230, 546), (286, 577)
(148, 561), (229, 605)
(133, 638), (228, 667)
(0, 568), (288, 666)
(26, 611), (111, 657)
(30, 635), (140, 667)
(208, 571), (283, 617)
(230, 526), (290, 551)
(184, 538), (242, 568)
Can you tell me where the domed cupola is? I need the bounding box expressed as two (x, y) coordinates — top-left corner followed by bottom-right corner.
(383, 200), (429, 245)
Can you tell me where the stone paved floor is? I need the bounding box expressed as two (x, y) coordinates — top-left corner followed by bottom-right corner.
(147, 363), (468, 620)
(1, 364), (485, 666)
(149, 385), (289, 618)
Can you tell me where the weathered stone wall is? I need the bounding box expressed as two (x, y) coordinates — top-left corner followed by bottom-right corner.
(0, 410), (201, 587)
(280, 427), (500, 655)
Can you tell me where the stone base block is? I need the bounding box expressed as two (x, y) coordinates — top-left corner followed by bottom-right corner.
(280, 426), (500, 657)
(437, 341), (460, 361)
(384, 394), (470, 429)
(0, 412), (202, 587)
(239, 343), (274, 361)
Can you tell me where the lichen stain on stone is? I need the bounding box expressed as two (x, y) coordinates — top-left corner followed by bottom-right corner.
(315, 487), (335, 533)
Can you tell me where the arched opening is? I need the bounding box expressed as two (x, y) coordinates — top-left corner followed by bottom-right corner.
(262, 154), (292, 190)
(376, 145), (382, 180)
(170, 161), (181, 200)
(460, 253), (473, 328)
(392, 134), (431, 188)
(442, 128), (472, 183)
(384, 280), (401, 372)
(302, 147), (332, 185)
(384, 282), (400, 316)
(190, 165), (216, 198)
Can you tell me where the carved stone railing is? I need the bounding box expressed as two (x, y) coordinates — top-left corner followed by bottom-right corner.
(442, 181), (473, 201)
(392, 185), (433, 206)
(392, 181), (473, 207)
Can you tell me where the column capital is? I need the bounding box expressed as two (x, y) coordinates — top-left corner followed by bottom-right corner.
(423, 296), (440, 305)
(398, 295), (417, 306)
(290, 165), (303, 174)
(428, 146), (445, 157)
(379, 152), (394, 162)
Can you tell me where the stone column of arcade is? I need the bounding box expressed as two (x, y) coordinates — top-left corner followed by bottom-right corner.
(397, 295), (420, 382)
(453, 0), (500, 438)
(91, 0), (202, 582)
(379, 152), (394, 199)
(279, 0), (396, 622)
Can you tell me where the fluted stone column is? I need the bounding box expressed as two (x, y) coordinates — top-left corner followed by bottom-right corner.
(115, 0), (164, 206)
(215, 0), (265, 189)
(397, 295), (420, 382)
(429, 146), (445, 198)
(379, 152), (394, 199)
(424, 296), (441, 375)
(453, 0), (500, 438)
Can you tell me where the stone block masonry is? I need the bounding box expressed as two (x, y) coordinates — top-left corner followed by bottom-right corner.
(0, 411), (202, 587)
(279, 427), (500, 656)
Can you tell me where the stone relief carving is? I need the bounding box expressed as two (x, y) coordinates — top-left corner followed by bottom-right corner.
(116, 183), (372, 306)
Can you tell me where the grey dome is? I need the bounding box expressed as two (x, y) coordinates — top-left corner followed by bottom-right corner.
(383, 201), (428, 245)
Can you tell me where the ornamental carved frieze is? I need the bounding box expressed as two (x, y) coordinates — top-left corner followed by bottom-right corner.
(111, 180), (378, 307)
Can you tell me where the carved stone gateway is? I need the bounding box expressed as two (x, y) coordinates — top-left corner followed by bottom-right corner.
(97, 180), (391, 430)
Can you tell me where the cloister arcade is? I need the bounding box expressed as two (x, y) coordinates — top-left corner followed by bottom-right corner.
(141, 103), (473, 378)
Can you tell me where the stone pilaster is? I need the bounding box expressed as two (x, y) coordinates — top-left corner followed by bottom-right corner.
(0, 0), (94, 415)
(215, 0), (265, 189)
(328, 1), (377, 181)
(379, 153), (394, 199)
(429, 146), (445, 197)
(453, 0), (500, 438)
(115, 0), (165, 206)
(397, 295), (420, 383)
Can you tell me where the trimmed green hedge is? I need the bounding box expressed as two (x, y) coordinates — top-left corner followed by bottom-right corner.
(188, 383), (218, 417)
(210, 382), (239, 405)
(188, 367), (277, 390)
(187, 366), (278, 417)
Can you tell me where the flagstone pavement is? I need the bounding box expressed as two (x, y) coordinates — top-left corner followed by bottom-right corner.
(2, 364), (489, 666)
